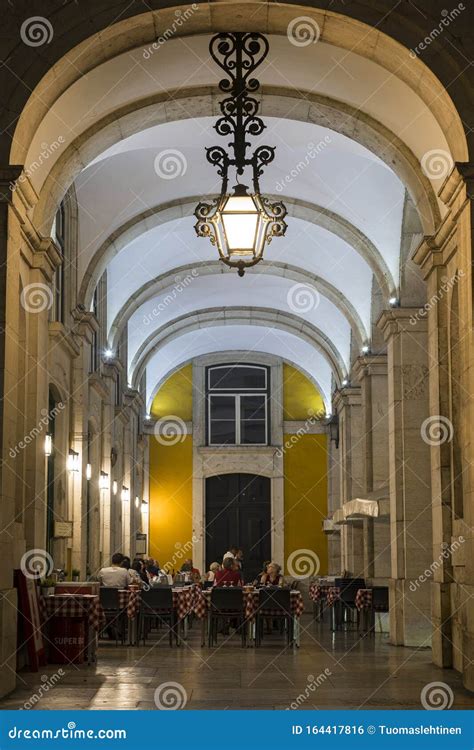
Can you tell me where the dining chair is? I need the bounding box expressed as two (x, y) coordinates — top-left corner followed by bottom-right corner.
(99, 587), (127, 645)
(209, 588), (245, 647)
(255, 588), (292, 646)
(139, 587), (177, 646)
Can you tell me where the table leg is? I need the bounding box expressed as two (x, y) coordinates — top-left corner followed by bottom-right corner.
(293, 616), (300, 647)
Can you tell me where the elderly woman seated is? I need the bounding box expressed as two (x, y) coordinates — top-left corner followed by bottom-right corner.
(259, 562), (283, 587)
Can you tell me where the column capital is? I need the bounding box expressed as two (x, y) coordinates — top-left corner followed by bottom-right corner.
(72, 306), (99, 343)
(352, 354), (387, 382)
(377, 308), (428, 342)
(0, 166), (23, 203)
(333, 386), (361, 412)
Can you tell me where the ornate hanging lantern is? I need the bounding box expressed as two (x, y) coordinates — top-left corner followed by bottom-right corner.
(194, 33), (287, 277)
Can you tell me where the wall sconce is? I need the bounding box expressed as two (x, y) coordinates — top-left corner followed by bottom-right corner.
(67, 449), (80, 472)
(86, 463), (92, 481)
(121, 486), (130, 502)
(142, 498), (149, 511)
(325, 414), (340, 450)
(112, 480), (118, 496)
(44, 434), (53, 456)
(135, 496), (140, 509)
(99, 471), (109, 490)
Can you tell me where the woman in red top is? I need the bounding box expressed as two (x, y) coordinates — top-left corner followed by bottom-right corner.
(214, 557), (243, 587)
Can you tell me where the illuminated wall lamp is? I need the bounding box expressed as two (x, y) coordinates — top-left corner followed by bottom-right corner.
(67, 449), (80, 473)
(121, 486), (130, 502)
(99, 471), (109, 491)
(112, 480), (118, 496)
(86, 463), (92, 481)
(135, 496), (140, 509)
(44, 434), (53, 456)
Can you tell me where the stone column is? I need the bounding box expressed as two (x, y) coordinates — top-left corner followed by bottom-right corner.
(378, 309), (433, 647)
(333, 387), (364, 576)
(353, 355), (391, 583)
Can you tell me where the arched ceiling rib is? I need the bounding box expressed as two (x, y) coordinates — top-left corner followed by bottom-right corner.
(109, 262), (367, 351)
(143, 326), (334, 413)
(82, 195), (393, 313)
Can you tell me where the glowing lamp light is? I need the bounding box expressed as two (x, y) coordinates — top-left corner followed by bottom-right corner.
(362, 345), (370, 354)
(44, 434), (53, 456)
(389, 297), (398, 307)
(86, 463), (92, 481)
(67, 449), (80, 473)
(112, 480), (118, 496)
(99, 471), (109, 490)
(135, 496), (140, 509)
(121, 486), (130, 502)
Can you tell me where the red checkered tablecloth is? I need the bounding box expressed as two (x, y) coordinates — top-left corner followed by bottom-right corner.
(197, 588), (304, 620)
(118, 588), (141, 619)
(172, 586), (197, 621)
(325, 587), (341, 606)
(40, 594), (105, 631)
(309, 584), (332, 602)
(355, 588), (372, 611)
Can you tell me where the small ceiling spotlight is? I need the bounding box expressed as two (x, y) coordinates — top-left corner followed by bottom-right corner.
(104, 348), (114, 360)
(389, 297), (398, 307)
(145, 413), (152, 421)
(362, 345), (370, 354)
(342, 379), (349, 387)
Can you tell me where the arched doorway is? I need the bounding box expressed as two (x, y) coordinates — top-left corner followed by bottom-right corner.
(205, 473), (271, 582)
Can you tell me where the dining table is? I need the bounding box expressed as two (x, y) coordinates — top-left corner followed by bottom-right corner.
(193, 586), (304, 647)
(40, 593), (104, 664)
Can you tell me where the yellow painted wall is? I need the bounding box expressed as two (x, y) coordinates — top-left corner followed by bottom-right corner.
(148, 436), (193, 570)
(151, 363), (193, 421)
(149, 366), (193, 569)
(148, 362), (328, 574)
(282, 363), (325, 420)
(283, 433), (328, 575)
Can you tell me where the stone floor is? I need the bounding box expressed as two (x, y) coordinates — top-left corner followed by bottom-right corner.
(1, 616), (473, 710)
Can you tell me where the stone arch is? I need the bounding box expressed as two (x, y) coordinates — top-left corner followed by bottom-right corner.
(132, 308), (346, 391)
(109, 262), (367, 352)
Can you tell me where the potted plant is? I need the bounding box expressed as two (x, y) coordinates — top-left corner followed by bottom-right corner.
(71, 569), (80, 582)
(40, 577), (55, 597)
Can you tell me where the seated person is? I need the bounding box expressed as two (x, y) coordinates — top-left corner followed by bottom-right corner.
(180, 558), (201, 582)
(260, 562), (283, 587)
(131, 559), (149, 586)
(121, 556), (142, 586)
(253, 560), (271, 586)
(206, 562), (220, 582)
(98, 553), (129, 588)
(214, 556), (243, 587)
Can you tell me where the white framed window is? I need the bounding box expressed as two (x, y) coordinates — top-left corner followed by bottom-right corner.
(207, 365), (269, 446)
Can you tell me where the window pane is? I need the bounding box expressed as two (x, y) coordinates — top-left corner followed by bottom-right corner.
(209, 421), (236, 445)
(210, 396), (236, 420)
(209, 366), (266, 390)
(241, 421), (266, 444)
(240, 395), (266, 420)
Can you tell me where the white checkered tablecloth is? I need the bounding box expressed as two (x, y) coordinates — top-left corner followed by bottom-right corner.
(40, 594), (104, 631)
